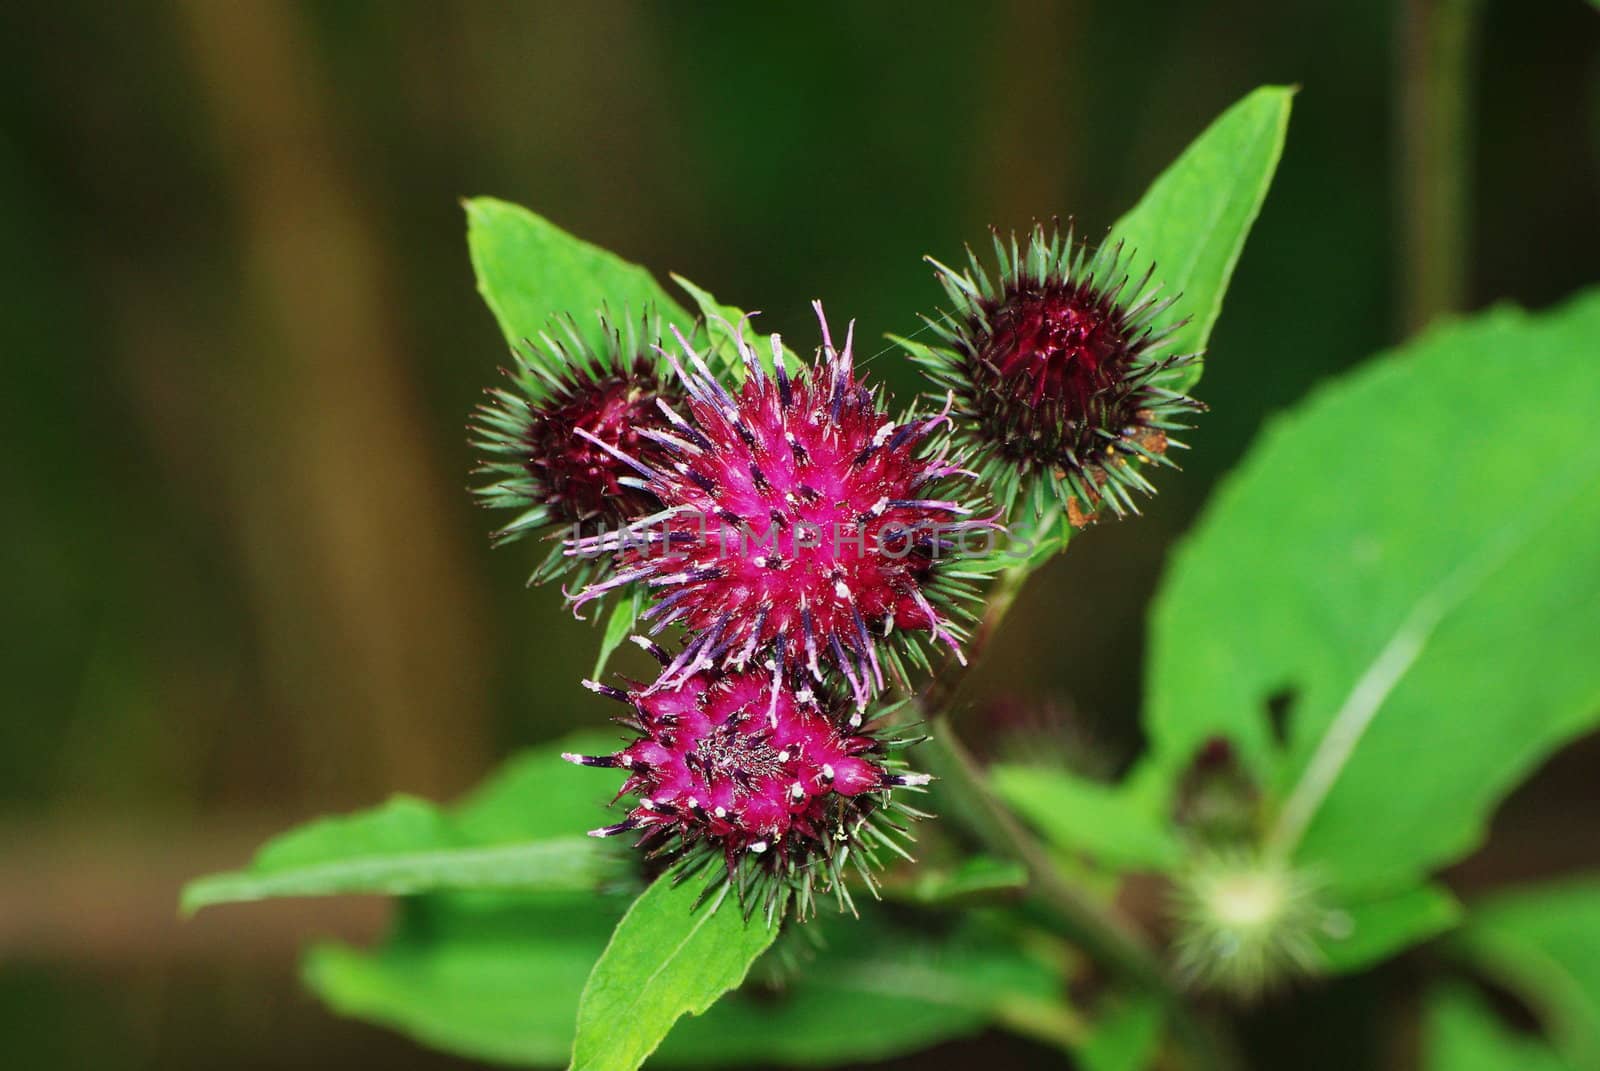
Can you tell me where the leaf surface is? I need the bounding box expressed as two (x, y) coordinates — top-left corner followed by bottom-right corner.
(568, 874), (778, 1071)
(1456, 877), (1600, 1068)
(1107, 86), (1294, 392)
(183, 734), (627, 913)
(1143, 291), (1600, 893)
(990, 764), (1180, 871)
(466, 197), (692, 352)
(1424, 984), (1570, 1071)
(1320, 883), (1461, 974)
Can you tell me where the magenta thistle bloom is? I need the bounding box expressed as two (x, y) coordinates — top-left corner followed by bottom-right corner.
(902, 223), (1204, 524)
(566, 647), (929, 918)
(470, 313), (680, 585)
(568, 305), (989, 708)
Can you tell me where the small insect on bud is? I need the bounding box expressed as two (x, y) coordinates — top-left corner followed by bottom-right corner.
(469, 310), (681, 588)
(564, 661), (932, 920)
(1171, 850), (1342, 999)
(902, 222), (1206, 524)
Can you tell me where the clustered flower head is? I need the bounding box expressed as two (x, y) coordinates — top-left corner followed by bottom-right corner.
(902, 223), (1205, 524)
(472, 233), (1197, 919)
(566, 646), (928, 920)
(568, 304), (990, 711)
(470, 311), (679, 585)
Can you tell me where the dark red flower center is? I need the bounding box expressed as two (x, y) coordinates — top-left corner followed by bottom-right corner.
(982, 282), (1134, 416)
(524, 363), (670, 525)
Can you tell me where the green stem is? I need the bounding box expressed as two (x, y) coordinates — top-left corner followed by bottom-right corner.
(917, 721), (1159, 982)
(915, 552), (1237, 1069)
(922, 558), (1029, 714)
(1396, 0), (1485, 334)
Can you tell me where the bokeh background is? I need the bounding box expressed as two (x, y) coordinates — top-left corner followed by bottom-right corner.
(2, 2), (1596, 1068)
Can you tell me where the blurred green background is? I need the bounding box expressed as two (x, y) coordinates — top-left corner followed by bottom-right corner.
(1, 2), (1595, 1068)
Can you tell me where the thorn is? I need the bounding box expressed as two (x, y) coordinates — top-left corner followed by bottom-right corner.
(582, 679), (629, 703)
(630, 635), (671, 664)
(562, 751), (619, 768)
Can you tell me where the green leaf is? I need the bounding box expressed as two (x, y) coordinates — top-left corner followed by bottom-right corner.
(184, 813), (609, 913)
(659, 909), (1070, 1066)
(307, 894), (1065, 1069)
(183, 733), (629, 913)
(308, 890), (625, 1067)
(1319, 883), (1461, 974)
(569, 873), (778, 1071)
(1107, 85), (1294, 392)
(669, 271), (799, 380)
(900, 854), (1029, 905)
(1142, 290), (1600, 893)
(593, 588), (643, 679)
(1455, 876), (1600, 1068)
(1077, 997), (1165, 1071)
(465, 197), (693, 351)
(989, 764), (1181, 872)
(1424, 984), (1570, 1071)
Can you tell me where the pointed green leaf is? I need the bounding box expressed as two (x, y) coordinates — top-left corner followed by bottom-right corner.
(989, 764), (1181, 872)
(1107, 86), (1294, 392)
(659, 908), (1070, 1065)
(466, 197), (693, 351)
(308, 891), (623, 1067)
(1455, 876), (1600, 1068)
(593, 588), (643, 678)
(1425, 984), (1570, 1071)
(1077, 997), (1165, 1071)
(1320, 883), (1461, 974)
(305, 894), (1064, 1068)
(1143, 290), (1600, 893)
(670, 272), (799, 380)
(901, 855), (1029, 905)
(569, 874), (778, 1071)
(183, 814), (609, 913)
(182, 733), (627, 914)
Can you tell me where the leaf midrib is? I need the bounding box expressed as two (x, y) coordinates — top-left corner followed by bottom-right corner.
(1267, 446), (1600, 860)
(184, 836), (601, 909)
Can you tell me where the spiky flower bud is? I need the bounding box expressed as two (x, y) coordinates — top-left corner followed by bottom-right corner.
(1171, 850), (1341, 999)
(470, 313), (680, 583)
(568, 304), (989, 709)
(905, 223), (1205, 523)
(566, 646), (929, 920)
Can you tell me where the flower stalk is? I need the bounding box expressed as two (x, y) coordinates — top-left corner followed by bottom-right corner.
(915, 552), (1238, 1070)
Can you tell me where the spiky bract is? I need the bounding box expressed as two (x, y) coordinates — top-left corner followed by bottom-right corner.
(566, 651), (930, 921)
(569, 305), (990, 709)
(904, 223), (1205, 523)
(470, 312), (679, 585)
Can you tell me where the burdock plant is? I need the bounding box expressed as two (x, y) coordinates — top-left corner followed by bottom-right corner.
(185, 87), (1600, 1071)
(905, 222), (1205, 523)
(470, 311), (680, 589)
(567, 305), (989, 709)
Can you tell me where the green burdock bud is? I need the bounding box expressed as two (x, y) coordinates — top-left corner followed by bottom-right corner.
(1171, 850), (1339, 999)
(470, 310), (681, 588)
(902, 222), (1204, 524)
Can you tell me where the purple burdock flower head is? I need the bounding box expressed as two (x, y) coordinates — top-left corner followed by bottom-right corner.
(566, 644), (930, 919)
(470, 311), (681, 585)
(568, 304), (990, 709)
(902, 223), (1205, 525)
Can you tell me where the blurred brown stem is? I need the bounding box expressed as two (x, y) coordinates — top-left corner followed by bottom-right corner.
(1396, 0), (1485, 334)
